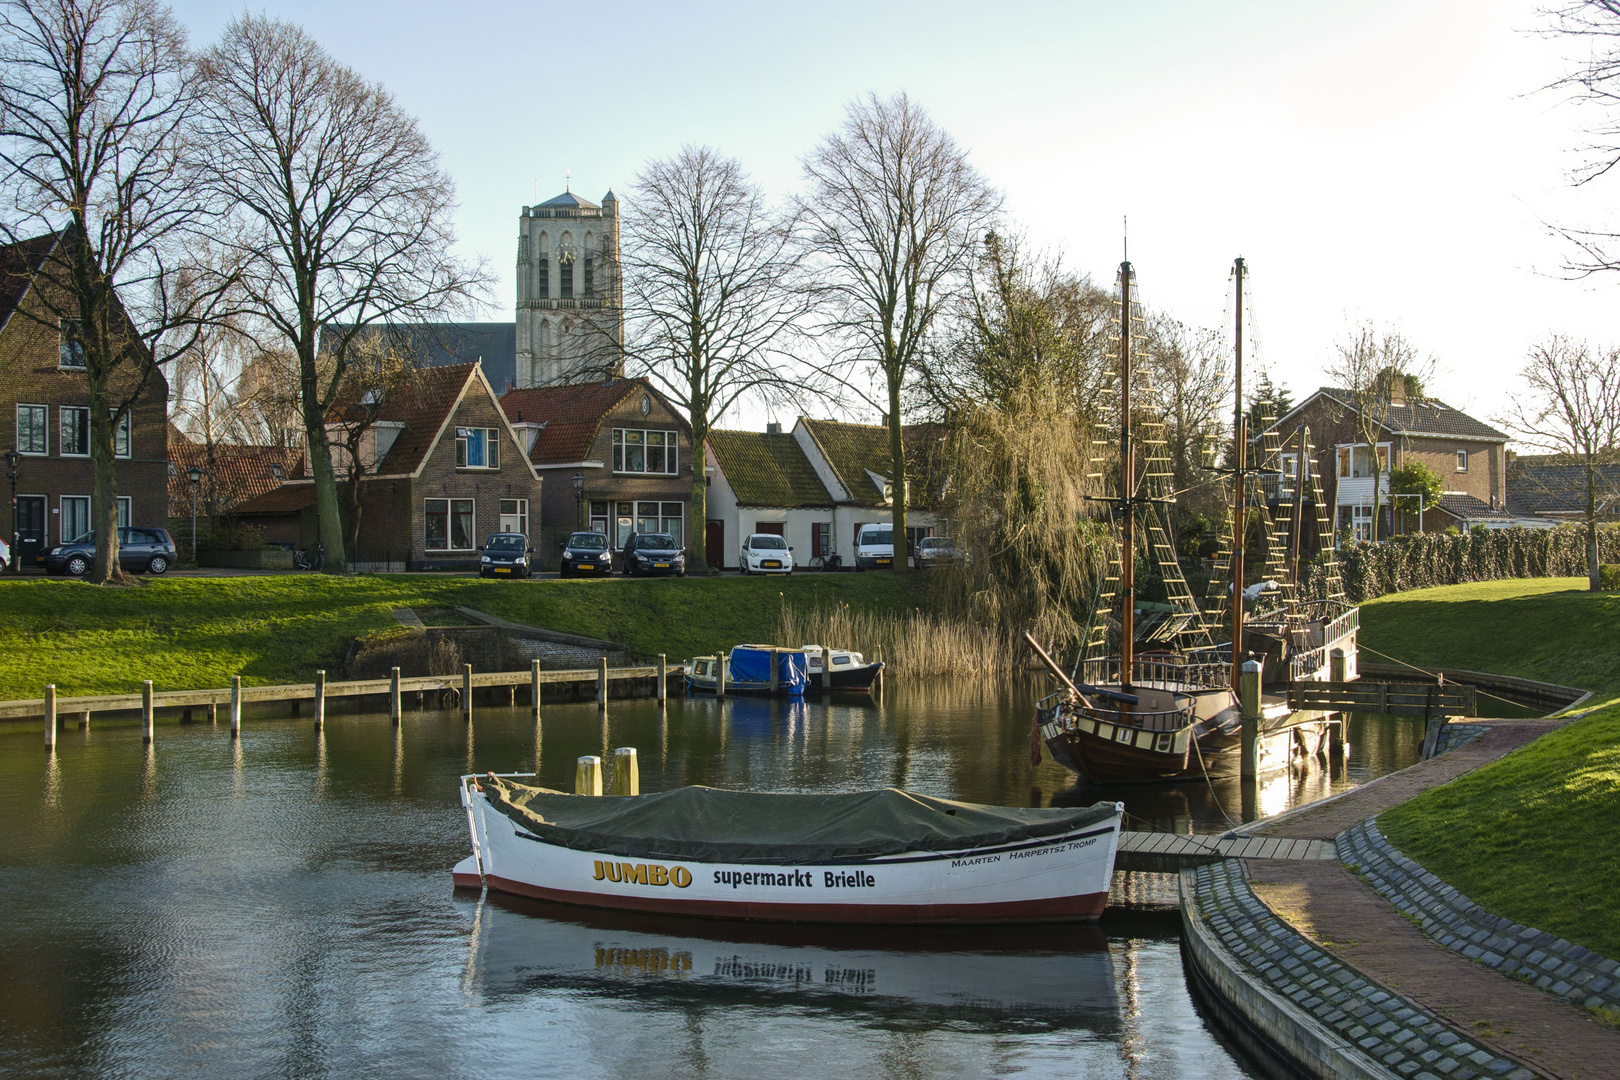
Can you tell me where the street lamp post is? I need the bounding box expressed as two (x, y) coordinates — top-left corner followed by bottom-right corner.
(5, 446), (19, 574)
(571, 472), (584, 530)
(186, 466), (202, 564)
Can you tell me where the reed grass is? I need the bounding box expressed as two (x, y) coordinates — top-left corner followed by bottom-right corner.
(778, 601), (1026, 677)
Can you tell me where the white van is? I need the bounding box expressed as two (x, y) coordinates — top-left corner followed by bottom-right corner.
(853, 524), (895, 571)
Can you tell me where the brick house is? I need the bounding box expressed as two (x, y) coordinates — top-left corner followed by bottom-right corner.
(1261, 388), (1511, 540)
(167, 435), (302, 558)
(498, 378), (693, 568)
(232, 362), (541, 570)
(0, 233), (170, 568)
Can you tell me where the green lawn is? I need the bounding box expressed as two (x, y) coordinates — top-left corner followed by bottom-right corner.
(1360, 577), (1620, 709)
(1364, 577), (1620, 959)
(0, 572), (931, 699)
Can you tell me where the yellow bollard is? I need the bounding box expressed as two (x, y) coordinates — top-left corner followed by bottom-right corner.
(612, 747), (640, 796)
(575, 755), (604, 796)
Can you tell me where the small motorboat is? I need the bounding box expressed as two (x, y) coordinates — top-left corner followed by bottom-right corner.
(685, 644), (883, 695)
(455, 775), (1124, 925)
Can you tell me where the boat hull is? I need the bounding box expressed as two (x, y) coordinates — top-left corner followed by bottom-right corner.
(686, 662), (884, 696)
(458, 789), (1122, 925)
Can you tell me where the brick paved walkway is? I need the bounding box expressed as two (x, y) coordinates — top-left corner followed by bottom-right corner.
(1236, 718), (1620, 1080)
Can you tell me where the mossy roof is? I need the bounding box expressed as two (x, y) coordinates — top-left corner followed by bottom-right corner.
(708, 429), (832, 508)
(798, 418), (945, 509)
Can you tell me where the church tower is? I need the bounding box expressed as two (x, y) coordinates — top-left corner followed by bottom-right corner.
(515, 187), (624, 386)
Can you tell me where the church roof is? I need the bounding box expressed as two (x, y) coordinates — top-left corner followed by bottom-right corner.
(538, 190), (600, 210)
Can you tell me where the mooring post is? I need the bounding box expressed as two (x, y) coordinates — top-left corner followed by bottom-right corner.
(612, 747), (639, 796)
(207, 702), (217, 725)
(230, 675), (242, 737)
(314, 670), (326, 730)
(44, 684), (56, 749)
(597, 657), (607, 709)
(575, 755), (603, 796)
(75, 710), (89, 729)
(1330, 647), (1346, 685)
(390, 667), (402, 725)
(875, 646), (885, 694)
(716, 653), (726, 698)
(530, 659), (541, 716)
(462, 663), (473, 719)
(770, 648), (780, 695)
(656, 654), (667, 703)
(822, 646), (832, 695)
(141, 680), (155, 744)
(1239, 659), (1263, 780)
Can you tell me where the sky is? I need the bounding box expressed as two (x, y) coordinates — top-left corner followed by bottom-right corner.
(167, 0), (1620, 433)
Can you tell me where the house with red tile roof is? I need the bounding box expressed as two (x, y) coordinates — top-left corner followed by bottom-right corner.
(233, 362), (541, 570)
(498, 377), (693, 565)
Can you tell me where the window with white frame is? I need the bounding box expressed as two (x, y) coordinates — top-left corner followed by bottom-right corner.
(590, 500), (609, 537)
(60, 495), (90, 542)
(1336, 443), (1389, 479)
(1351, 504), (1375, 541)
(16, 404), (48, 454)
(113, 411), (131, 458)
(455, 427), (500, 470)
(612, 429), (679, 475)
(117, 496), (131, 528)
(60, 406), (89, 456)
(425, 498), (475, 551)
(1456, 449), (1468, 473)
(498, 498), (528, 536)
(613, 500), (684, 547)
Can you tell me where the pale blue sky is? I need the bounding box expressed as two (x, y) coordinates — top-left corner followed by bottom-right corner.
(169, 0), (1618, 429)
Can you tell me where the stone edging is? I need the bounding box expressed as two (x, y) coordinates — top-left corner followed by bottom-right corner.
(1181, 861), (1542, 1080)
(1340, 819), (1620, 1015)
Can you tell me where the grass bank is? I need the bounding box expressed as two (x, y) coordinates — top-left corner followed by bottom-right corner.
(0, 572), (931, 699)
(1362, 577), (1620, 959)
(1359, 577), (1620, 709)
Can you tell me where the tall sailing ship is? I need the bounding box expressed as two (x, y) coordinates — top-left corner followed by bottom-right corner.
(1030, 258), (1360, 784)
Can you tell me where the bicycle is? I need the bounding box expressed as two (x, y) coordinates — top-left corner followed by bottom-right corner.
(809, 552), (843, 573)
(293, 542), (325, 572)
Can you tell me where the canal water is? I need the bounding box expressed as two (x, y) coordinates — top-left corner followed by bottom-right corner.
(0, 679), (1434, 1079)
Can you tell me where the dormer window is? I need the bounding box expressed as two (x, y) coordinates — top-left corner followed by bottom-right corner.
(270, 463), (285, 480)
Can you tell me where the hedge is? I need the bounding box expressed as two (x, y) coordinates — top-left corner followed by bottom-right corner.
(1337, 524), (1620, 602)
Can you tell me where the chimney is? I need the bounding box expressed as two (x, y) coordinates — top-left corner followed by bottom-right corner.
(766, 421), (781, 435)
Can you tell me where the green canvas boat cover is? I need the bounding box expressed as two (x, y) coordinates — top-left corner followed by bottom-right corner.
(483, 778), (1118, 864)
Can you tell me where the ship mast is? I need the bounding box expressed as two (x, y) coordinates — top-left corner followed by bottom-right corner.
(1118, 260), (1135, 690)
(1229, 257), (1246, 693)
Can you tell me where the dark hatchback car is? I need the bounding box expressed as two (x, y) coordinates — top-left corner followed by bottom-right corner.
(42, 528), (177, 576)
(559, 531), (613, 577)
(478, 532), (534, 578)
(622, 532), (686, 577)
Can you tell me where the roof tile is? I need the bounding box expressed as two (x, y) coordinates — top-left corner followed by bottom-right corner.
(708, 430), (831, 507)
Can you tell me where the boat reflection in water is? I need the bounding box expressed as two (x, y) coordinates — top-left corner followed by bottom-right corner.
(465, 891), (1119, 1031)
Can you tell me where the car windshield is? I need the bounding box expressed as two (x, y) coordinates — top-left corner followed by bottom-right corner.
(921, 538), (950, 550)
(69, 531), (94, 545)
(487, 535), (526, 551)
(860, 528), (893, 545)
(750, 536), (786, 550)
(567, 533), (608, 550)
(637, 534), (677, 550)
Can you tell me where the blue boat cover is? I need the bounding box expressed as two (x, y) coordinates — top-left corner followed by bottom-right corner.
(729, 647), (807, 694)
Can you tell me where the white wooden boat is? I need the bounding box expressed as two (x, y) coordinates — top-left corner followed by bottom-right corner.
(685, 644), (884, 695)
(456, 775), (1124, 924)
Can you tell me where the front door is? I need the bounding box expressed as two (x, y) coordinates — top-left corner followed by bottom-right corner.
(705, 520), (723, 569)
(13, 496), (45, 569)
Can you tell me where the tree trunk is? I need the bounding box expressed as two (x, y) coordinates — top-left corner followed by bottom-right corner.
(1587, 457), (1601, 592)
(688, 413), (712, 573)
(887, 370), (908, 575)
(86, 368), (125, 584)
(341, 478), (363, 568)
(302, 408), (347, 574)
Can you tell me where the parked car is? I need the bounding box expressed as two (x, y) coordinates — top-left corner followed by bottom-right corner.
(853, 524), (894, 571)
(623, 532), (686, 577)
(0, 535), (8, 573)
(559, 531), (613, 578)
(42, 528), (177, 576)
(739, 533), (794, 575)
(916, 536), (964, 570)
(479, 532), (533, 578)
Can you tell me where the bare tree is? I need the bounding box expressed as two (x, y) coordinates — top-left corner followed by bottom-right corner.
(799, 93), (1001, 572)
(1326, 323), (1435, 541)
(1502, 335), (1620, 590)
(621, 146), (815, 570)
(0, 0), (219, 582)
(1544, 2), (1620, 274)
(1144, 314), (1229, 512)
(194, 15), (489, 571)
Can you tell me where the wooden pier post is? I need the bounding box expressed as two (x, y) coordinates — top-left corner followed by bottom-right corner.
(770, 648), (780, 695)
(1239, 659), (1262, 780)
(313, 670), (326, 729)
(75, 710), (89, 729)
(462, 664), (472, 719)
(575, 755), (603, 796)
(597, 657), (607, 709)
(1328, 648), (1349, 751)
(207, 702), (217, 725)
(531, 659), (542, 716)
(390, 667), (402, 725)
(44, 685), (56, 749)
(1330, 647), (1347, 684)
(657, 654), (667, 703)
(716, 653), (726, 698)
(230, 676), (242, 737)
(141, 681), (154, 744)
(822, 646), (832, 696)
(874, 647), (885, 695)
(612, 747), (639, 796)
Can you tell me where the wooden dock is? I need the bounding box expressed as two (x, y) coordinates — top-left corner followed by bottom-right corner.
(1115, 831), (1338, 874)
(1288, 679), (1475, 717)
